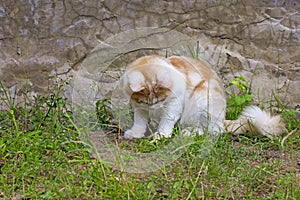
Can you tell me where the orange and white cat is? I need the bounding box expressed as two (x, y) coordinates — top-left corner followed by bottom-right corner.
(120, 55), (285, 139)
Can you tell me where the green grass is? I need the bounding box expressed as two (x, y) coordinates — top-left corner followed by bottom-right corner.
(0, 79), (300, 199)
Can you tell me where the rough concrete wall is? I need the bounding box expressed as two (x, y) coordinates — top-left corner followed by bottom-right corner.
(0, 0), (299, 110)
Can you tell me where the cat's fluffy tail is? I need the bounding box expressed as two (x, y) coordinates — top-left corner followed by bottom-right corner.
(224, 106), (285, 139)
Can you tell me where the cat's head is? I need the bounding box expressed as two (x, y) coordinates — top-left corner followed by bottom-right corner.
(122, 66), (173, 105)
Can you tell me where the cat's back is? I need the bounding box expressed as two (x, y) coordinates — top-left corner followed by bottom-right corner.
(167, 56), (223, 90)
(126, 55), (170, 71)
(167, 56), (217, 80)
(124, 55), (223, 91)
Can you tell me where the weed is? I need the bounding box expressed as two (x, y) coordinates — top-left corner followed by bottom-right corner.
(187, 41), (200, 59)
(95, 97), (112, 129)
(226, 75), (253, 120)
(0, 75), (299, 199)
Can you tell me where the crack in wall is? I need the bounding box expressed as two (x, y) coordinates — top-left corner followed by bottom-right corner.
(0, 0), (299, 110)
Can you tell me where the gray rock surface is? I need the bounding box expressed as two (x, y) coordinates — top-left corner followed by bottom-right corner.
(0, 0), (299, 111)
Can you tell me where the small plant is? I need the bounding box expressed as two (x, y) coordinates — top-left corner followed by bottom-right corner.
(279, 107), (300, 147)
(1, 65), (299, 199)
(187, 41), (200, 59)
(226, 76), (253, 120)
(0, 81), (19, 130)
(282, 109), (299, 131)
(95, 97), (113, 129)
(272, 94), (299, 133)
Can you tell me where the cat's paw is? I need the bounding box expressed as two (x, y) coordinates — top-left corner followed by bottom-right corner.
(154, 131), (172, 139)
(182, 128), (203, 136)
(182, 129), (193, 136)
(123, 129), (145, 139)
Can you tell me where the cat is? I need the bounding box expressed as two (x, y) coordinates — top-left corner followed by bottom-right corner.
(120, 55), (285, 139)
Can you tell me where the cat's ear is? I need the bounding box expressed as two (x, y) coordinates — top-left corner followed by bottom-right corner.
(157, 69), (172, 88)
(127, 71), (145, 92)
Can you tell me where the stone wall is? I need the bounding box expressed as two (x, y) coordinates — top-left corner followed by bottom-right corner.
(0, 0), (299, 111)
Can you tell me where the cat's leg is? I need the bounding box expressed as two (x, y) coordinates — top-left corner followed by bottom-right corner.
(124, 108), (148, 139)
(186, 110), (223, 136)
(200, 101), (225, 136)
(205, 115), (225, 135)
(190, 95), (225, 136)
(179, 104), (201, 136)
(155, 100), (183, 138)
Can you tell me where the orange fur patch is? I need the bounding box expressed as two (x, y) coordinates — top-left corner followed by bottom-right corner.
(125, 55), (225, 105)
(131, 86), (171, 105)
(168, 56), (215, 79)
(167, 56), (196, 87)
(190, 80), (206, 97)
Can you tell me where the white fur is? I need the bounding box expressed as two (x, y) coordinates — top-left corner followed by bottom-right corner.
(122, 59), (188, 139)
(225, 106), (285, 139)
(121, 56), (285, 139)
(156, 69), (173, 88)
(127, 71), (145, 92)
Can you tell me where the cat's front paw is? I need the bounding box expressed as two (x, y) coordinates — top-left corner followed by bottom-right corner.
(124, 129), (145, 139)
